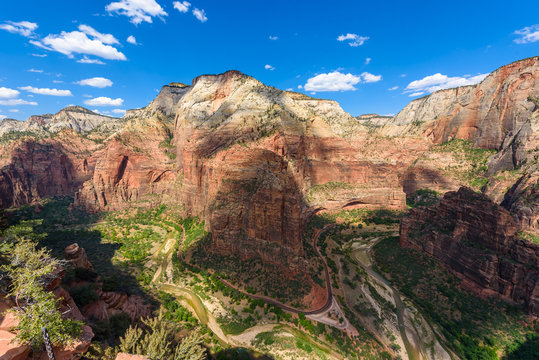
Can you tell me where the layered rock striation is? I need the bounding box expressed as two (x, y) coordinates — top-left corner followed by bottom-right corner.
(400, 187), (539, 316)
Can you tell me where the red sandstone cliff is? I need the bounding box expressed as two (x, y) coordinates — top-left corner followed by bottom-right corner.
(400, 187), (539, 316)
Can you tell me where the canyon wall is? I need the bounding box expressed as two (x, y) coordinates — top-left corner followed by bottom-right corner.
(400, 187), (539, 316)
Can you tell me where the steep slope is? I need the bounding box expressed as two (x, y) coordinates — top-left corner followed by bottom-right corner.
(379, 56), (539, 149)
(400, 187), (538, 316)
(172, 70), (404, 264)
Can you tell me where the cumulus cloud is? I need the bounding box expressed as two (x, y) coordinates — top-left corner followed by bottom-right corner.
(31, 27), (126, 61)
(0, 21), (37, 37)
(0, 87), (20, 98)
(361, 72), (382, 83)
(337, 33), (369, 47)
(514, 24), (539, 44)
(0, 115), (6, 120)
(405, 72), (488, 95)
(193, 8), (207, 22)
(305, 71), (362, 92)
(106, 0), (167, 24)
(32, 53), (47, 58)
(388, 86), (399, 91)
(173, 1), (191, 13)
(19, 86), (73, 96)
(78, 25), (119, 45)
(112, 108), (126, 115)
(0, 99), (38, 106)
(127, 35), (138, 44)
(76, 77), (113, 88)
(365, 57), (371, 65)
(77, 56), (105, 65)
(84, 96), (124, 106)
(265, 64), (275, 71)
(304, 71), (382, 92)
(269, 35), (278, 40)
(27, 68), (43, 73)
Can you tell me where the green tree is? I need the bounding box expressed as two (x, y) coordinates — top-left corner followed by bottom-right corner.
(1, 238), (83, 350)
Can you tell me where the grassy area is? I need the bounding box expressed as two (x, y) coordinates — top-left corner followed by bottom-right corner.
(373, 236), (539, 360)
(519, 231), (539, 245)
(431, 139), (496, 189)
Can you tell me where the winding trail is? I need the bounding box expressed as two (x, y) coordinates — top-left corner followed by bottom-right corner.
(149, 222), (350, 353)
(177, 224), (338, 316)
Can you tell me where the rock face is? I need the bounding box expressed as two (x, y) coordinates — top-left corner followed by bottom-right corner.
(0, 131), (98, 208)
(400, 187), (539, 316)
(65, 243), (94, 270)
(173, 70), (404, 265)
(62, 244), (152, 322)
(0, 106), (121, 136)
(380, 56), (539, 149)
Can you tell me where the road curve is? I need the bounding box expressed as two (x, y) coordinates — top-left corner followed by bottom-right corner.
(179, 223), (337, 316)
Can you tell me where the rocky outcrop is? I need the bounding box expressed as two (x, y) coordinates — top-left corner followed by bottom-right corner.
(65, 243), (94, 270)
(62, 244), (152, 322)
(174, 70), (404, 265)
(0, 133), (97, 208)
(400, 187), (539, 316)
(0, 330), (30, 360)
(124, 83), (190, 122)
(0, 106), (121, 136)
(74, 121), (176, 211)
(379, 56), (539, 150)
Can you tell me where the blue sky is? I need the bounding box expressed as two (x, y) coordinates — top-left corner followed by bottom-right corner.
(0, 0), (538, 121)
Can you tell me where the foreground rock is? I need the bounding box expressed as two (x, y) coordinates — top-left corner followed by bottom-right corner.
(400, 187), (539, 316)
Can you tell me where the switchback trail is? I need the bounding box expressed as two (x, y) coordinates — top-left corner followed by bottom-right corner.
(177, 223), (338, 316)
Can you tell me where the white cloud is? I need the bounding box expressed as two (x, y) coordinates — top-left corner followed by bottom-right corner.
(409, 92), (425, 97)
(265, 64), (275, 71)
(27, 68), (43, 73)
(514, 24), (539, 44)
(19, 86), (73, 96)
(78, 25), (119, 45)
(193, 8), (207, 22)
(84, 96), (124, 106)
(361, 72), (382, 83)
(405, 72), (488, 94)
(77, 56), (105, 65)
(0, 21), (37, 37)
(32, 53), (48, 58)
(365, 57), (371, 65)
(305, 71), (362, 92)
(388, 86), (399, 91)
(31, 28), (126, 61)
(112, 108), (126, 115)
(77, 77), (113, 88)
(127, 35), (138, 44)
(400, 74), (407, 77)
(269, 35), (278, 40)
(297, 85), (303, 89)
(9, 109), (19, 113)
(0, 99), (38, 106)
(0, 115), (6, 120)
(173, 1), (191, 13)
(53, 80), (64, 84)
(337, 33), (369, 47)
(0, 87), (20, 98)
(106, 0), (167, 24)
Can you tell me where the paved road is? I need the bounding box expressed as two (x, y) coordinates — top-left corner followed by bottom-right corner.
(178, 223), (337, 315)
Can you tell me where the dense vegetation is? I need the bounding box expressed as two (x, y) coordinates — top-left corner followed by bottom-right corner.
(0, 220), (83, 351)
(373, 236), (539, 360)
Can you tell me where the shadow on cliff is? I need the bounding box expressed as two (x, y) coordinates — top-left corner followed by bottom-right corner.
(4, 196), (148, 298)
